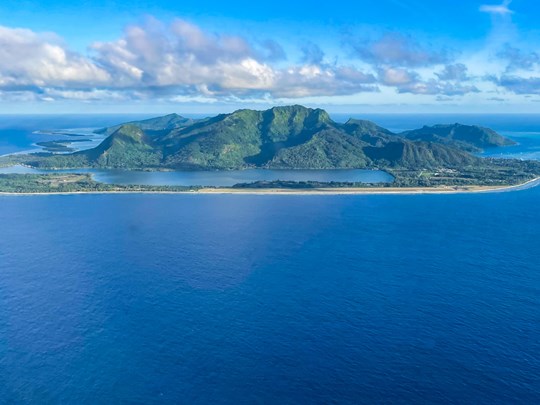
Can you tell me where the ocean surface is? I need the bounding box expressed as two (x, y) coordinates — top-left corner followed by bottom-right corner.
(0, 114), (540, 403)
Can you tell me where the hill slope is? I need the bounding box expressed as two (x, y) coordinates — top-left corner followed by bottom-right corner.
(401, 123), (516, 151)
(85, 125), (162, 168)
(95, 113), (197, 137)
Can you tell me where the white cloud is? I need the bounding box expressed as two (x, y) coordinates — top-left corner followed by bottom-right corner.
(89, 18), (378, 98)
(480, 0), (513, 15)
(0, 16), (533, 106)
(379, 67), (416, 85)
(0, 26), (110, 89)
(492, 75), (540, 94)
(349, 33), (448, 67)
(377, 66), (479, 96)
(42, 88), (132, 101)
(498, 45), (540, 72)
(435, 64), (470, 81)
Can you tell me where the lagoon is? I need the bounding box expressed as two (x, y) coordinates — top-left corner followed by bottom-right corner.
(0, 165), (393, 187)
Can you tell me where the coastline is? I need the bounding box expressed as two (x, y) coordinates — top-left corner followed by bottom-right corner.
(1, 177), (539, 196)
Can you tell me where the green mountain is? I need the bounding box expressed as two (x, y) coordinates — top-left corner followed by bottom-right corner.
(400, 123), (516, 152)
(160, 106), (337, 169)
(85, 124), (162, 168)
(4, 105), (516, 171)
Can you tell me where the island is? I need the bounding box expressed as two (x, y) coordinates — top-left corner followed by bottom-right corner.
(35, 139), (93, 153)
(1, 105), (539, 194)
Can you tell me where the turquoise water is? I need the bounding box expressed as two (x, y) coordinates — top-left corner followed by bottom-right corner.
(0, 115), (153, 156)
(480, 133), (540, 161)
(0, 115), (540, 403)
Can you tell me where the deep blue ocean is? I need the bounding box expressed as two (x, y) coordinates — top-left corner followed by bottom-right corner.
(0, 114), (539, 403)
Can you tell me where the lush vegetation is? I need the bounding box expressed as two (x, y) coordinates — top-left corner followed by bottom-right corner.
(0, 152), (90, 169)
(0, 174), (199, 193)
(35, 139), (91, 152)
(401, 123), (516, 152)
(94, 113), (196, 136)
(388, 158), (540, 187)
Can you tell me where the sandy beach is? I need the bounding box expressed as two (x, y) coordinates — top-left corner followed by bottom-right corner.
(1, 177), (539, 196)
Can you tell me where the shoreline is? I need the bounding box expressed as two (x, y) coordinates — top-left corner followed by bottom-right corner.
(1, 177), (539, 197)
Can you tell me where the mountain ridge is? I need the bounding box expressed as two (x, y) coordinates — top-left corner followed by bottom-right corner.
(401, 123), (516, 151)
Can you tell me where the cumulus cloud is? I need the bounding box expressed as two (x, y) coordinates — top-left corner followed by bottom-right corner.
(492, 75), (540, 94)
(435, 64), (470, 81)
(486, 44), (540, 95)
(498, 45), (540, 72)
(89, 19), (379, 98)
(0, 26), (110, 89)
(274, 65), (377, 97)
(344, 32), (480, 97)
(399, 80), (479, 96)
(378, 67), (417, 86)
(0, 19), (383, 102)
(377, 66), (477, 96)
(349, 33), (448, 67)
(90, 18), (271, 90)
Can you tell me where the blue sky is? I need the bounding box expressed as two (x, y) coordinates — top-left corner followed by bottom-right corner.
(1, 0), (539, 113)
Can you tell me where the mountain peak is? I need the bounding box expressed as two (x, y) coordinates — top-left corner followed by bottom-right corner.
(265, 105), (332, 124)
(344, 118), (395, 137)
(111, 124), (145, 140)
